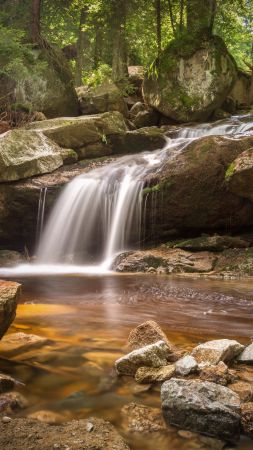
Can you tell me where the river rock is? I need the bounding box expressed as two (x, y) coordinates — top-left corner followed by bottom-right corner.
(191, 339), (244, 364)
(0, 332), (51, 355)
(135, 365), (176, 383)
(161, 378), (241, 440)
(0, 281), (20, 339)
(115, 340), (171, 376)
(0, 416), (130, 450)
(108, 127), (165, 154)
(121, 402), (166, 432)
(229, 381), (253, 402)
(143, 36), (236, 122)
(0, 130), (63, 182)
(128, 320), (172, 350)
(76, 82), (128, 117)
(113, 248), (216, 274)
(200, 362), (237, 386)
(241, 402), (253, 437)
(132, 109), (159, 129)
(175, 356), (198, 376)
(214, 248), (253, 276)
(237, 342), (253, 363)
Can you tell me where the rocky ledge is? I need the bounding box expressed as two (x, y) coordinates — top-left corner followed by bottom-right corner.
(0, 280), (20, 339)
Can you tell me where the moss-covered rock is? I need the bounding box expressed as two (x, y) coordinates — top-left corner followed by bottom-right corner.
(76, 82), (128, 117)
(143, 36), (237, 122)
(0, 130), (63, 182)
(226, 148), (253, 202)
(167, 235), (250, 252)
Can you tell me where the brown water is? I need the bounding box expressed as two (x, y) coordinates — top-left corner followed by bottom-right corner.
(1, 274), (253, 449)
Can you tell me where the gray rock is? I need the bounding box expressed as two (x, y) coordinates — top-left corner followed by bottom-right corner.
(175, 355), (198, 376)
(237, 342), (253, 363)
(191, 339), (244, 364)
(76, 82), (128, 117)
(161, 378), (241, 440)
(0, 130), (63, 182)
(115, 340), (171, 376)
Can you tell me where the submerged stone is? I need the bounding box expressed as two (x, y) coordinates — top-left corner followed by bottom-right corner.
(241, 402), (253, 437)
(0, 332), (51, 355)
(121, 402), (166, 433)
(161, 378), (241, 440)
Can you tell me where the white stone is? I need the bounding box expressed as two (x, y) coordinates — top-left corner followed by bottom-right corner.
(237, 342), (253, 363)
(175, 355), (198, 376)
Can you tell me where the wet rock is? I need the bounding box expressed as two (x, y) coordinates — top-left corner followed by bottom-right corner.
(226, 148), (253, 202)
(121, 402), (166, 432)
(76, 82), (128, 117)
(132, 109), (159, 129)
(0, 251), (23, 267)
(143, 36), (236, 122)
(0, 332), (52, 356)
(128, 320), (173, 351)
(169, 235), (250, 252)
(241, 402), (253, 437)
(0, 374), (16, 393)
(161, 378), (241, 440)
(28, 410), (65, 424)
(115, 340), (171, 376)
(108, 127), (165, 154)
(0, 280), (20, 339)
(229, 381), (253, 402)
(0, 392), (28, 413)
(0, 416), (130, 450)
(113, 248), (216, 274)
(200, 361), (237, 386)
(175, 355), (198, 376)
(129, 102), (146, 117)
(191, 339), (244, 364)
(135, 365), (176, 384)
(0, 130), (63, 182)
(214, 249), (253, 277)
(237, 342), (253, 363)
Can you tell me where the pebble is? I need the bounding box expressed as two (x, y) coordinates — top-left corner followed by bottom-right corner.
(86, 422), (94, 432)
(2, 416), (12, 423)
(53, 444), (60, 449)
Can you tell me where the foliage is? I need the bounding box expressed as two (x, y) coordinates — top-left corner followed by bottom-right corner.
(82, 63), (112, 86)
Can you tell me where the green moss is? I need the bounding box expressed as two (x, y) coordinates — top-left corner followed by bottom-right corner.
(225, 162), (236, 181)
(143, 184), (161, 195)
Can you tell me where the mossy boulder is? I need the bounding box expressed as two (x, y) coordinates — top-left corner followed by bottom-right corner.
(26, 112), (128, 151)
(76, 82), (128, 117)
(168, 235), (250, 252)
(226, 149), (253, 202)
(143, 36), (237, 122)
(0, 130), (63, 182)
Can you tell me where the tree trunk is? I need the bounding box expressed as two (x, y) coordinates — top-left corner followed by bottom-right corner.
(111, 0), (128, 82)
(156, 0), (162, 57)
(31, 0), (42, 43)
(186, 0), (216, 37)
(93, 20), (102, 69)
(75, 7), (89, 86)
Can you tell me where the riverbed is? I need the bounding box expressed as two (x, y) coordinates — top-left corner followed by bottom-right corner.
(1, 274), (253, 449)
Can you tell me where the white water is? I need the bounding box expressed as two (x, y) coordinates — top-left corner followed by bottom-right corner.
(1, 114), (253, 276)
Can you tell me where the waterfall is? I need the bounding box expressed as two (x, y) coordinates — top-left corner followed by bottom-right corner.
(36, 187), (47, 244)
(35, 113), (253, 271)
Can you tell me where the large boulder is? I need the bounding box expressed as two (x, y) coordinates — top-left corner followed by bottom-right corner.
(143, 36), (237, 122)
(161, 378), (241, 440)
(0, 280), (20, 339)
(229, 70), (251, 108)
(0, 130), (63, 182)
(144, 134), (253, 241)
(76, 82), (128, 117)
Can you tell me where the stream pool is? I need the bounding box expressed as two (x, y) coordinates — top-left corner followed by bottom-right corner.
(1, 274), (253, 450)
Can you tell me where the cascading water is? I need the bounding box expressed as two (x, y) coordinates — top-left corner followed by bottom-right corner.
(36, 187), (48, 244)
(1, 113), (253, 276)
